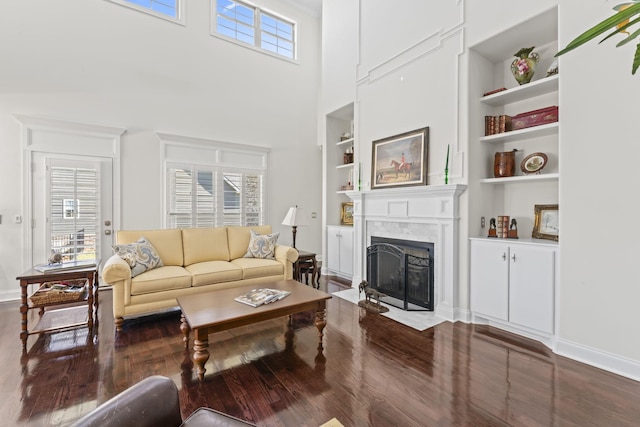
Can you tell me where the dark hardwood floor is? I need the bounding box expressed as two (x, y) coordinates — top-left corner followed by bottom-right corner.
(2, 278), (640, 426)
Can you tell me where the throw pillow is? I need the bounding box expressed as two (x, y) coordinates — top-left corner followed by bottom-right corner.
(113, 237), (163, 277)
(244, 230), (279, 259)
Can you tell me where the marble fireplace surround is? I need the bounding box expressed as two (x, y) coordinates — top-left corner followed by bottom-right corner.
(347, 184), (466, 322)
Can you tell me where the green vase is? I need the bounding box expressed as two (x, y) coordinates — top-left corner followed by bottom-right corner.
(511, 47), (539, 85)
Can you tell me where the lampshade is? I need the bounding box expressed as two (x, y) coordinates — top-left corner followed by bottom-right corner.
(282, 206), (307, 249)
(281, 206), (308, 227)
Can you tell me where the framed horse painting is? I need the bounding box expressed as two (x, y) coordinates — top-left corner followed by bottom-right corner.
(371, 127), (429, 189)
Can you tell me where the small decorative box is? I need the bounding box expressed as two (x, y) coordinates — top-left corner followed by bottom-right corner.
(512, 106), (558, 130)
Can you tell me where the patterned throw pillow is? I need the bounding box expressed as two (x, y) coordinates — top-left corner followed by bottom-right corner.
(244, 230), (279, 259)
(112, 237), (163, 277)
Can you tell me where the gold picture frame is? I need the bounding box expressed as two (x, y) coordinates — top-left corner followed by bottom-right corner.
(341, 202), (354, 225)
(532, 204), (559, 241)
(371, 127), (429, 189)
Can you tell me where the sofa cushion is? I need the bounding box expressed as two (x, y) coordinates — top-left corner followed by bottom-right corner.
(182, 227), (230, 265)
(227, 225), (272, 260)
(130, 266), (192, 295)
(117, 229), (184, 267)
(231, 258), (284, 279)
(186, 261), (243, 286)
(112, 237), (164, 278)
(244, 230), (279, 259)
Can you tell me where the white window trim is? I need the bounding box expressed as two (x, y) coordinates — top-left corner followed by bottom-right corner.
(210, 0), (299, 64)
(158, 132), (270, 228)
(107, 0), (186, 26)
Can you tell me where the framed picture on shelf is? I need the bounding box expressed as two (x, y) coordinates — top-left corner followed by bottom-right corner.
(371, 127), (429, 189)
(341, 202), (354, 225)
(532, 204), (559, 241)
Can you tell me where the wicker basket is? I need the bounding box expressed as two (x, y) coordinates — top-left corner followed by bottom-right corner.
(29, 279), (87, 306)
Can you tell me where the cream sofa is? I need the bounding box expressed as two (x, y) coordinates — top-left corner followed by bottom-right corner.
(101, 225), (298, 331)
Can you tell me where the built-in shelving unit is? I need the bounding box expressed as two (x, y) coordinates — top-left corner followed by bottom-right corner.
(467, 6), (559, 348)
(325, 103), (355, 226)
(468, 6), (559, 240)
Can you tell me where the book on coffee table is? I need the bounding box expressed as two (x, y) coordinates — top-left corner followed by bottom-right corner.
(234, 288), (291, 307)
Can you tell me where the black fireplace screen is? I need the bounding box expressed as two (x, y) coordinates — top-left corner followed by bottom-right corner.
(367, 237), (434, 311)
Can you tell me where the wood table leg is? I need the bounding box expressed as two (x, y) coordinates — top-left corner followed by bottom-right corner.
(19, 280), (28, 352)
(285, 314), (295, 351)
(314, 300), (327, 340)
(87, 272), (94, 330)
(193, 329), (210, 382)
(180, 314), (191, 348)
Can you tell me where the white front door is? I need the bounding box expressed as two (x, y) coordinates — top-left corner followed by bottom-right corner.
(32, 153), (114, 267)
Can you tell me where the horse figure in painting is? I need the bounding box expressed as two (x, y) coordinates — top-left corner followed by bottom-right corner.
(390, 159), (411, 178)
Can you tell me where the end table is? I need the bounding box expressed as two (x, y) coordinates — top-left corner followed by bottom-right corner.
(16, 264), (99, 352)
(294, 250), (320, 288)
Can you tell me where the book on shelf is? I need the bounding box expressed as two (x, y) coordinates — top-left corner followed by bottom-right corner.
(234, 288), (291, 307)
(484, 115), (512, 136)
(34, 260), (96, 273)
(483, 87), (507, 97)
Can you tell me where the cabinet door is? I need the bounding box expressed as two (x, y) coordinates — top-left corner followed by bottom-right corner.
(340, 227), (354, 276)
(326, 227), (341, 273)
(470, 240), (509, 321)
(509, 245), (555, 334)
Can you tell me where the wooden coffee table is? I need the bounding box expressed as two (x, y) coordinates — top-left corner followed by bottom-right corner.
(178, 279), (332, 381)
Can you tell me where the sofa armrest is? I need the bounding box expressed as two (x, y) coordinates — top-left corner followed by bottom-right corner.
(102, 254), (131, 284)
(71, 375), (182, 427)
(275, 245), (299, 264)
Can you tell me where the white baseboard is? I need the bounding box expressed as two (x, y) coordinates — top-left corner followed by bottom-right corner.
(0, 289), (21, 302)
(556, 338), (640, 382)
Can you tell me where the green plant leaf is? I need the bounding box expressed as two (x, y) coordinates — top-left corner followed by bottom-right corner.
(600, 15), (640, 43)
(616, 27), (640, 47)
(556, 3), (640, 56)
(633, 42), (640, 74)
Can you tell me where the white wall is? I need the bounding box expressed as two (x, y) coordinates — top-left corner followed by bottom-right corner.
(556, 0), (640, 372)
(0, 0), (322, 299)
(322, 0), (640, 379)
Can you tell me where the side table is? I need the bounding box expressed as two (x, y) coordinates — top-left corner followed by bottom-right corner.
(16, 264), (99, 352)
(294, 250), (320, 288)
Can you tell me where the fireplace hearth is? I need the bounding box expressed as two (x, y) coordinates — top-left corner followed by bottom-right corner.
(367, 236), (434, 311)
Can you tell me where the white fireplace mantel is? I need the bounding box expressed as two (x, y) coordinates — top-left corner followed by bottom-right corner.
(347, 184), (466, 322)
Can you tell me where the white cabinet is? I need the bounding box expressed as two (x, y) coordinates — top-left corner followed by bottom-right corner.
(470, 238), (556, 335)
(326, 225), (353, 278)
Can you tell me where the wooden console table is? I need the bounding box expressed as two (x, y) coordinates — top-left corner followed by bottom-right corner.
(16, 264), (99, 352)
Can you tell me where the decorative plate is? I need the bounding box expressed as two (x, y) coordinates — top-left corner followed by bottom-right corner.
(521, 152), (548, 174)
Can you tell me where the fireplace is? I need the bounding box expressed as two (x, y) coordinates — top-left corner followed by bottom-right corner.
(367, 236), (434, 311)
(347, 184), (466, 321)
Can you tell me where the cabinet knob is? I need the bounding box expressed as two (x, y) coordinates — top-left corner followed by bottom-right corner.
(511, 253), (516, 262)
(501, 253), (506, 261)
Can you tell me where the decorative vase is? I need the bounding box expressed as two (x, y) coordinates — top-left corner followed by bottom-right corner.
(511, 47), (539, 85)
(494, 149), (518, 178)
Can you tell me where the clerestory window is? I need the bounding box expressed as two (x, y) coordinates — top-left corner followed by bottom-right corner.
(213, 0), (296, 60)
(107, 0), (185, 25)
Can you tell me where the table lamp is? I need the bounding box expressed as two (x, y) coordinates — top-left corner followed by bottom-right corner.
(281, 205), (307, 249)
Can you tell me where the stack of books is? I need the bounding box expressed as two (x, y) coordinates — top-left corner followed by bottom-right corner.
(497, 216), (510, 238)
(484, 115), (512, 136)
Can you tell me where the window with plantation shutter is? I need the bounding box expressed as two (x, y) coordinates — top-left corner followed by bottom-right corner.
(161, 133), (268, 229)
(49, 164), (98, 262)
(167, 165), (264, 228)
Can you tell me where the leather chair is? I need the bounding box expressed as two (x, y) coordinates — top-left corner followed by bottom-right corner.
(71, 375), (256, 427)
